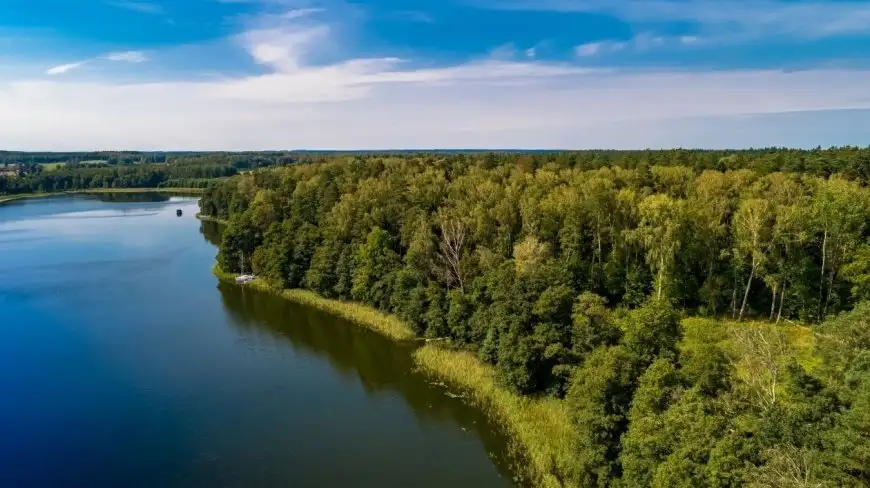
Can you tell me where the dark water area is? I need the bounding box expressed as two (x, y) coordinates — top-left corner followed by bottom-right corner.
(0, 194), (516, 488)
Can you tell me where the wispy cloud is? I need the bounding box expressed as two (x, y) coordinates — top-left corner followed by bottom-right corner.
(46, 50), (148, 76)
(105, 51), (148, 63)
(390, 10), (437, 23)
(576, 40), (625, 57)
(46, 61), (88, 76)
(475, 0), (870, 41)
(575, 34), (670, 57)
(280, 8), (325, 20)
(107, 1), (164, 14)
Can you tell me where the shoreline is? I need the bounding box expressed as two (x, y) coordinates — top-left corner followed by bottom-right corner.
(212, 266), (415, 341)
(211, 264), (575, 488)
(196, 213), (228, 225)
(0, 188), (205, 205)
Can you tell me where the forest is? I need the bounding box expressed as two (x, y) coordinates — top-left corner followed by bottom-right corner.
(200, 147), (870, 487)
(0, 151), (305, 195)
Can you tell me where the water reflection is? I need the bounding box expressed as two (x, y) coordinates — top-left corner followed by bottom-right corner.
(198, 220), (223, 247)
(216, 282), (519, 484)
(90, 192), (171, 203)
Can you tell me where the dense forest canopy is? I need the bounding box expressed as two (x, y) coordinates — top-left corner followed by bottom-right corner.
(0, 151), (305, 194)
(201, 148), (870, 487)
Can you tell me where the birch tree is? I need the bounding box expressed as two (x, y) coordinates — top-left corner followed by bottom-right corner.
(809, 177), (869, 320)
(733, 198), (776, 320)
(636, 194), (687, 301)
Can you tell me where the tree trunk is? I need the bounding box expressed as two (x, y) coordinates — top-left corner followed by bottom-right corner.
(776, 279), (786, 324)
(657, 257), (664, 301)
(596, 216), (603, 288)
(739, 263), (756, 320)
(731, 272), (739, 319)
(823, 261), (838, 321)
(770, 284), (777, 320)
(819, 228), (827, 319)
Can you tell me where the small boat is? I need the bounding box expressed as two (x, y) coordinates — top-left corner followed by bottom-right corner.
(235, 274), (255, 284)
(176, 209), (183, 217)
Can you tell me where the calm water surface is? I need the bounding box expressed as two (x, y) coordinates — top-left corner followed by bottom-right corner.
(0, 194), (516, 488)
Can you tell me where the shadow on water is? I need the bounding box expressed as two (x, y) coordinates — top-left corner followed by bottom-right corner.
(215, 281), (521, 485)
(90, 192), (171, 203)
(198, 219), (223, 247)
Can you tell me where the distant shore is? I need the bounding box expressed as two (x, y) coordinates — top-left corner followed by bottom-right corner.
(0, 188), (205, 205)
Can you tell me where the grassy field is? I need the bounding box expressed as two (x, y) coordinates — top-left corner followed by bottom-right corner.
(40, 162), (66, 172)
(680, 317), (818, 368)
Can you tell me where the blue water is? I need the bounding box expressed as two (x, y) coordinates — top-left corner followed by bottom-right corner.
(0, 195), (515, 488)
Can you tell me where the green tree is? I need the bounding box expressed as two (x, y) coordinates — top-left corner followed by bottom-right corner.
(635, 194), (686, 301)
(567, 345), (638, 487)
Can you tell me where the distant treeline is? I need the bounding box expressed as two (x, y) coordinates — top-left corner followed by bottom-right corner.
(200, 148), (870, 487)
(0, 151), (304, 194)
(0, 164), (234, 193)
(3, 146), (870, 175)
(0, 150), (319, 168)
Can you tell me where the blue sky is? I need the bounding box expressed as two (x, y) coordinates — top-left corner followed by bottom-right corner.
(1, 0), (870, 150)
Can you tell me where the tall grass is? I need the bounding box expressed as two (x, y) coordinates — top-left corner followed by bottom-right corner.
(275, 289), (415, 341)
(0, 193), (49, 205)
(195, 213), (228, 225)
(414, 345), (576, 488)
(211, 266), (415, 341)
(680, 317), (819, 369)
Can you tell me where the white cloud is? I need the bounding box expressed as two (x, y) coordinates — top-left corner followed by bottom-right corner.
(14, 64), (870, 149)
(575, 40), (626, 57)
(487, 43), (518, 60)
(280, 8), (325, 20)
(45, 61), (88, 76)
(575, 33), (700, 57)
(105, 51), (148, 63)
(46, 50), (148, 77)
(633, 33), (665, 51)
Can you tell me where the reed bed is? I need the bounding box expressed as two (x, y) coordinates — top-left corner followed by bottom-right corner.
(211, 267), (414, 341)
(0, 193), (49, 205)
(414, 345), (576, 488)
(275, 288), (415, 341)
(195, 213), (228, 224)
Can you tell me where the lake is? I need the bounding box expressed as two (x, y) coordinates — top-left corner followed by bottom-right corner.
(0, 194), (517, 488)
